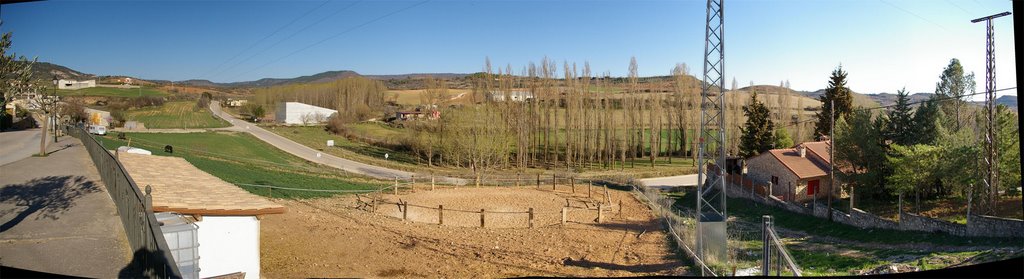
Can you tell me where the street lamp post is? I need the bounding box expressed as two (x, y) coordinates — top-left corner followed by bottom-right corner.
(52, 75), (59, 142)
(742, 160), (749, 199)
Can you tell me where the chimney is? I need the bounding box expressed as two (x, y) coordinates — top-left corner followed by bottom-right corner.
(798, 146), (806, 158)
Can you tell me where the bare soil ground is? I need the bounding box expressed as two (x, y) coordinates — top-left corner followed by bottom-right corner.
(260, 187), (689, 278)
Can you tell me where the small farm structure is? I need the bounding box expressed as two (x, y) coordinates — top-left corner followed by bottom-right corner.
(487, 90), (534, 102)
(395, 110), (440, 121)
(275, 102), (337, 125)
(118, 152), (286, 279)
(226, 99), (249, 107)
(57, 79), (96, 90)
(744, 140), (837, 203)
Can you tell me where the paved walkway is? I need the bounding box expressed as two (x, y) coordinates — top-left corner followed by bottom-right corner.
(0, 136), (131, 278)
(209, 101), (466, 184)
(0, 128), (49, 167)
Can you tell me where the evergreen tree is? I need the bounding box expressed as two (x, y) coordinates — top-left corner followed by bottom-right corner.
(885, 88), (914, 146)
(814, 66), (853, 139)
(912, 96), (942, 145)
(739, 92), (775, 157)
(934, 58), (976, 131)
(835, 109), (889, 199)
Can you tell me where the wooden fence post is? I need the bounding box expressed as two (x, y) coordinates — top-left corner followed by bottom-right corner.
(571, 177), (575, 193)
(480, 209), (486, 228)
(561, 207), (567, 225)
(604, 185), (610, 203)
(411, 175), (416, 192)
(431, 175), (435, 191)
(516, 173), (521, 188)
(438, 205), (444, 225)
(588, 182), (592, 199)
(402, 201), (408, 221)
(475, 174), (480, 188)
(598, 203), (604, 223)
(536, 174), (541, 189)
(528, 208), (534, 229)
(618, 200), (623, 217)
(394, 176), (399, 195)
(552, 173), (556, 190)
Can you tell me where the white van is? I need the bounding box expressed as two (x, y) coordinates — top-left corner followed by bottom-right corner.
(87, 125), (107, 135)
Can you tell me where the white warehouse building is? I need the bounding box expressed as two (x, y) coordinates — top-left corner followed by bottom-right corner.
(57, 79), (96, 90)
(275, 102), (337, 125)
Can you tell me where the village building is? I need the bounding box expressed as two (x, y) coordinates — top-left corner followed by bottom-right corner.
(118, 152), (286, 279)
(744, 140), (838, 203)
(274, 102), (337, 125)
(487, 90), (534, 102)
(57, 79), (96, 90)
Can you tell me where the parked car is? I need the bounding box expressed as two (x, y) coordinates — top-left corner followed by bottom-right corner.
(87, 125), (107, 135)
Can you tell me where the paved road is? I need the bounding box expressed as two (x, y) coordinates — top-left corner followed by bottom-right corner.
(638, 174), (701, 190)
(209, 102), (466, 184)
(0, 136), (131, 277)
(0, 129), (49, 167)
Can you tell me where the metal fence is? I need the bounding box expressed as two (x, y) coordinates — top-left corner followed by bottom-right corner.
(69, 127), (182, 278)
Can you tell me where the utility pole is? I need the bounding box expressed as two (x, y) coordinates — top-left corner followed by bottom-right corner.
(827, 100), (834, 221)
(696, 0), (727, 268)
(971, 11), (1010, 213)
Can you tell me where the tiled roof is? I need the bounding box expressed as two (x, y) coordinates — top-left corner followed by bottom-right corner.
(118, 153), (285, 216)
(766, 144), (830, 180)
(801, 140), (831, 164)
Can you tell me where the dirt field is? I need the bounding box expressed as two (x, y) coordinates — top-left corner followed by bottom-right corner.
(260, 187), (689, 278)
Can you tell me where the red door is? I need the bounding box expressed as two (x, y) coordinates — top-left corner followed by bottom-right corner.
(807, 179), (820, 195)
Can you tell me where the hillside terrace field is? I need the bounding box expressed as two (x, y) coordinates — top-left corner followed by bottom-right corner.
(57, 86), (168, 98)
(124, 101), (231, 129)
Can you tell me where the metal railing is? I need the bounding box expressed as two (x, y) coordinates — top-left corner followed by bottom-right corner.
(762, 215), (802, 276)
(69, 127), (182, 278)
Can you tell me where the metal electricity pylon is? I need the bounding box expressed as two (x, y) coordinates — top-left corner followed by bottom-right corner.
(696, 0), (727, 267)
(971, 11), (1010, 213)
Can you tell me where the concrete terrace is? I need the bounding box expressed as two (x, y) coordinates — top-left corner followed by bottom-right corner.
(0, 136), (131, 277)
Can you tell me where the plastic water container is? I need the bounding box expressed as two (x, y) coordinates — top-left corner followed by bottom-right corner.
(156, 212), (200, 279)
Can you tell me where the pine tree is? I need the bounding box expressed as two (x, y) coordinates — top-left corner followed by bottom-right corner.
(814, 66), (853, 139)
(885, 88), (914, 146)
(739, 92), (776, 157)
(912, 96), (941, 145)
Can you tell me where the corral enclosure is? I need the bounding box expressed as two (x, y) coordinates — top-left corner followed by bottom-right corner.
(260, 186), (690, 277)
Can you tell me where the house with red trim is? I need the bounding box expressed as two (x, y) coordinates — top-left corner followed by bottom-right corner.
(744, 140), (838, 203)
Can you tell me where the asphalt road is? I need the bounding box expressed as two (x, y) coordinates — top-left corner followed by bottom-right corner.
(209, 102), (466, 184)
(0, 129), (48, 167)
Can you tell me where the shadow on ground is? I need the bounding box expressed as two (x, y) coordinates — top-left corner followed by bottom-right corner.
(0, 175), (100, 233)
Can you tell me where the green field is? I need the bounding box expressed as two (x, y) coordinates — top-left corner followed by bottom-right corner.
(125, 101), (231, 129)
(93, 131), (382, 198)
(58, 86), (168, 98)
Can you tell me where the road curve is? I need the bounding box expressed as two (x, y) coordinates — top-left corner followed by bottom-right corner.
(0, 128), (47, 166)
(209, 101), (465, 184)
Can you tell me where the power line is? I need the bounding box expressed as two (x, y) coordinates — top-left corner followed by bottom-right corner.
(207, 0), (365, 81)
(224, 0), (430, 82)
(198, 0), (331, 80)
(879, 0), (953, 34)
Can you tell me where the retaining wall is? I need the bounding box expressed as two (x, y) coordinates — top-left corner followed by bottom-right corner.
(721, 179), (1019, 239)
(899, 211), (967, 236)
(967, 214), (1024, 238)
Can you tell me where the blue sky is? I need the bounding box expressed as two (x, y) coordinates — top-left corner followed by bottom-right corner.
(1, 0), (1016, 98)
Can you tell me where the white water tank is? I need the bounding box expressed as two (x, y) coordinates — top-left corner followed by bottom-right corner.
(156, 212), (200, 279)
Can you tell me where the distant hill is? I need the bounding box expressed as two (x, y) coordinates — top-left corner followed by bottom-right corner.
(25, 61), (94, 84)
(796, 89), (881, 109)
(971, 95), (1018, 110)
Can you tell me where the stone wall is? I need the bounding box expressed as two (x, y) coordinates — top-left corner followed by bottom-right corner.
(967, 214), (1024, 238)
(721, 179), (1020, 239)
(899, 212), (967, 236)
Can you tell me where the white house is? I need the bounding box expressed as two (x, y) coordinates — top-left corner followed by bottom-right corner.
(83, 108), (112, 127)
(487, 90), (534, 102)
(275, 102), (337, 125)
(57, 79), (96, 90)
(118, 153), (286, 279)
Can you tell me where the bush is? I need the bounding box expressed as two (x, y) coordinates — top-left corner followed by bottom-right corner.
(325, 114), (349, 135)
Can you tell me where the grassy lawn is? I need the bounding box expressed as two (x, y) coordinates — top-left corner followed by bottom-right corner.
(58, 86), (168, 98)
(93, 131), (383, 198)
(125, 101), (231, 129)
